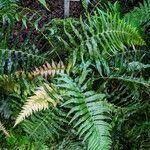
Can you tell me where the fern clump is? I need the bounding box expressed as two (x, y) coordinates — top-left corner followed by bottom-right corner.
(14, 83), (59, 126)
(0, 0), (150, 149)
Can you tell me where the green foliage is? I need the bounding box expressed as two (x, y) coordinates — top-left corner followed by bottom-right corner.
(61, 7), (145, 73)
(57, 73), (112, 150)
(82, 0), (90, 10)
(0, 0), (150, 149)
(124, 0), (150, 27)
(37, 0), (48, 10)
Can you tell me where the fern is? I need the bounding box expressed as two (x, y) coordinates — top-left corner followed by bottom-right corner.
(16, 60), (65, 79)
(0, 60), (65, 96)
(0, 121), (9, 137)
(0, 1), (150, 149)
(23, 108), (67, 142)
(57, 72), (112, 150)
(31, 61), (65, 78)
(0, 75), (20, 94)
(124, 0), (150, 27)
(61, 7), (145, 73)
(0, 3), (54, 74)
(14, 83), (60, 126)
(0, 0), (19, 24)
(0, 48), (48, 74)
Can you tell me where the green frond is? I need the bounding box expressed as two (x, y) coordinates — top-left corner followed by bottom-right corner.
(14, 84), (58, 126)
(124, 0), (150, 27)
(0, 0), (41, 28)
(57, 74), (112, 150)
(23, 108), (67, 142)
(82, 0), (90, 10)
(0, 121), (10, 137)
(127, 61), (150, 71)
(62, 8), (145, 72)
(37, 0), (48, 10)
(0, 73), (43, 97)
(102, 75), (149, 88)
(0, 48), (47, 74)
(51, 130), (86, 150)
(0, 0), (19, 24)
(0, 75), (20, 94)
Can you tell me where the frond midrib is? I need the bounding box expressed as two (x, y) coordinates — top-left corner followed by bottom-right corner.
(69, 29), (144, 50)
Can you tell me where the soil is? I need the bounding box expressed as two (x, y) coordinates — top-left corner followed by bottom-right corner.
(9, 0), (84, 54)
(21, 0), (84, 20)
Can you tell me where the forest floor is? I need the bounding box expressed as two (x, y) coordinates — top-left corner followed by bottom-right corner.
(21, 0), (84, 20)
(20, 0), (144, 19)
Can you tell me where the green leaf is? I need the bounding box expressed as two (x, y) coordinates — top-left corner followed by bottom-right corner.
(82, 0), (90, 10)
(57, 74), (112, 150)
(128, 61), (150, 71)
(38, 0), (49, 10)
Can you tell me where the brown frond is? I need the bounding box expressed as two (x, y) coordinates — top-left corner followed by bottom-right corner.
(15, 60), (65, 79)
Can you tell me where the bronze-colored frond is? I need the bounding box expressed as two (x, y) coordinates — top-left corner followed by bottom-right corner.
(14, 84), (57, 127)
(31, 60), (65, 79)
(15, 60), (65, 79)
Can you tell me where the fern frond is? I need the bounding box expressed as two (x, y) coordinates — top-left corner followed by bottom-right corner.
(0, 60), (64, 95)
(0, 75), (20, 94)
(15, 60), (65, 79)
(124, 0), (150, 27)
(29, 60), (64, 79)
(62, 8), (145, 72)
(0, 48), (47, 74)
(127, 61), (150, 71)
(51, 129), (86, 149)
(0, 121), (9, 137)
(102, 76), (149, 88)
(57, 74), (112, 150)
(14, 83), (58, 126)
(23, 108), (67, 142)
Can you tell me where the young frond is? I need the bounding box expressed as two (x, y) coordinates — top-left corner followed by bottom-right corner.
(15, 60), (65, 79)
(31, 61), (65, 78)
(57, 74), (112, 150)
(0, 121), (10, 137)
(14, 84), (57, 126)
(124, 0), (150, 27)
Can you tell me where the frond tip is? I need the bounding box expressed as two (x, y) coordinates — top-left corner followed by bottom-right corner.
(0, 121), (10, 137)
(14, 84), (57, 127)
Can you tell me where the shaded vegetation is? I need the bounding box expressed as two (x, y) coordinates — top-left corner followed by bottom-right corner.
(0, 0), (150, 149)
